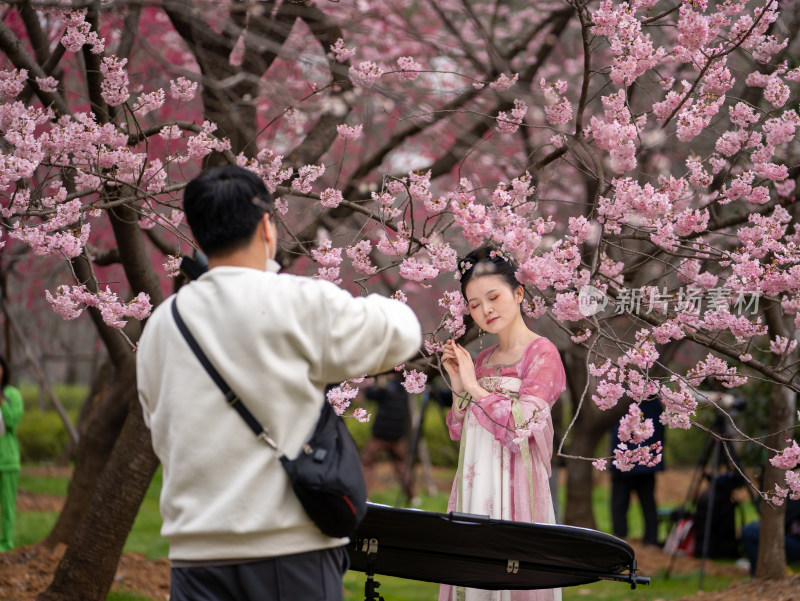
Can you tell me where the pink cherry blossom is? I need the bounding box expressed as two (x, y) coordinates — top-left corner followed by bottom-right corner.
(770, 441), (800, 470)
(319, 188), (344, 209)
(291, 164), (325, 194)
(99, 56), (130, 106)
(326, 380), (361, 415)
(617, 403), (655, 445)
(346, 240), (377, 275)
(45, 285), (151, 328)
(660, 380), (698, 429)
(770, 336), (797, 356)
(495, 99), (527, 135)
(396, 56), (422, 81)
(399, 257), (439, 285)
(311, 239), (343, 268)
(428, 243), (457, 273)
(402, 369), (427, 394)
(34, 76), (59, 93)
(612, 441), (662, 472)
(490, 73), (519, 91)
(349, 61), (384, 88)
(687, 354), (748, 388)
(352, 408), (370, 423)
(328, 38), (356, 63)
(132, 89), (165, 116)
(169, 77), (198, 102)
(336, 124), (363, 140)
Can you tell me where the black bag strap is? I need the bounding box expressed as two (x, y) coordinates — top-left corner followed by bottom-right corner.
(170, 296), (280, 452)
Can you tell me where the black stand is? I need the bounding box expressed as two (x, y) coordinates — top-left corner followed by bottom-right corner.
(362, 538), (385, 601)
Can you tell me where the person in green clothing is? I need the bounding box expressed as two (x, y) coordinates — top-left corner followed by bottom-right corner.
(0, 355), (23, 551)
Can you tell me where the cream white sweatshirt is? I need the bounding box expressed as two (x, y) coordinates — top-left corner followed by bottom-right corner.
(137, 265), (422, 562)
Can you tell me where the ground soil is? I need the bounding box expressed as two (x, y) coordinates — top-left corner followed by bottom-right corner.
(0, 465), (797, 601)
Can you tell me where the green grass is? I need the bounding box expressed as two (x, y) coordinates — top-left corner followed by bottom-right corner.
(18, 471), (70, 496)
(562, 571), (737, 600)
(342, 564), (742, 601)
(15, 465), (756, 601)
(16, 510), (60, 548)
(106, 594), (157, 601)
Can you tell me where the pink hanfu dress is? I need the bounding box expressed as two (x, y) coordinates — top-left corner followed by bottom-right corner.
(439, 338), (566, 601)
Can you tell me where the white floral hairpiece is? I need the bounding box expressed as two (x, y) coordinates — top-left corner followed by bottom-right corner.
(453, 260), (473, 280)
(489, 249), (512, 262)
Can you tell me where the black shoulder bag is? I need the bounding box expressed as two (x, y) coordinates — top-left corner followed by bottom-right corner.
(171, 297), (367, 538)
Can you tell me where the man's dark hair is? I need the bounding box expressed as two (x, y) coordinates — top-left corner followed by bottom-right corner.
(458, 245), (522, 298)
(183, 165), (273, 257)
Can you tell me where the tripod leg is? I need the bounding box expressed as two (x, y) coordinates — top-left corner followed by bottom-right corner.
(699, 438), (722, 590)
(665, 433), (716, 578)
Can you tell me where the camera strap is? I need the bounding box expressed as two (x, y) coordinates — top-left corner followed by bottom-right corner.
(170, 297), (281, 452)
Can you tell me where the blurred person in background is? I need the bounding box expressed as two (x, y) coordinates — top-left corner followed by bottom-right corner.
(741, 497), (800, 576)
(0, 355), (24, 551)
(360, 374), (415, 503)
(609, 395), (665, 547)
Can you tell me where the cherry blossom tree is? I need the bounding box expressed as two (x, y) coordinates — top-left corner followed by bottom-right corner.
(2, 0), (800, 598)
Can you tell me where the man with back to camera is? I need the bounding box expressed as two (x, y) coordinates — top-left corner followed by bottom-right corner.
(136, 165), (422, 601)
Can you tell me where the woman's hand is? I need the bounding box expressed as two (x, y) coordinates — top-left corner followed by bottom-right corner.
(451, 342), (480, 395)
(441, 339), (464, 394)
(442, 339), (483, 397)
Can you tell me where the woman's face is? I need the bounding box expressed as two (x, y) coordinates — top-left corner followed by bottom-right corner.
(464, 274), (523, 334)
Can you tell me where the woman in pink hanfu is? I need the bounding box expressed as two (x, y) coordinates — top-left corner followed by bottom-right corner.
(439, 246), (566, 601)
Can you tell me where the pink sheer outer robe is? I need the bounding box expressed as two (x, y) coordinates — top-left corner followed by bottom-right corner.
(439, 338), (566, 601)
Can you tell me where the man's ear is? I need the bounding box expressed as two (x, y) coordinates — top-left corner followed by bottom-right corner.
(262, 213), (278, 257)
(261, 213), (272, 240)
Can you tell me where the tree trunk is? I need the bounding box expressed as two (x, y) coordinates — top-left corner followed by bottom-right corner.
(563, 429), (604, 528)
(36, 358), (159, 601)
(755, 304), (798, 578)
(754, 381), (795, 578)
(45, 358), (132, 547)
(560, 349), (630, 528)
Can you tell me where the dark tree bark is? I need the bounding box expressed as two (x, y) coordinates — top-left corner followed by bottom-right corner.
(36, 361), (159, 601)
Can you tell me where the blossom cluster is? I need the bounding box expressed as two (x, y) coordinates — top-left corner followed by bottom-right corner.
(495, 100), (527, 135)
(612, 441), (663, 472)
(311, 239), (343, 284)
(46, 285), (151, 329)
(326, 377), (367, 419)
(402, 369), (427, 394)
(349, 61), (384, 88)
